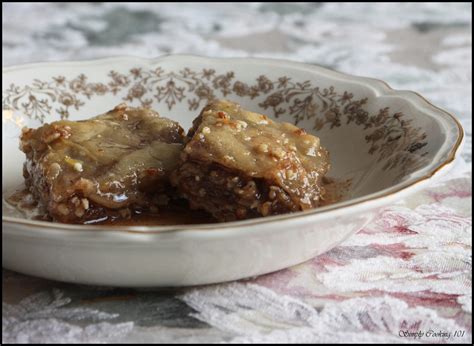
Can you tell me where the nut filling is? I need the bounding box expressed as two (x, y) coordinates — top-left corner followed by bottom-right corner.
(172, 100), (330, 221)
(20, 104), (185, 223)
(173, 161), (303, 221)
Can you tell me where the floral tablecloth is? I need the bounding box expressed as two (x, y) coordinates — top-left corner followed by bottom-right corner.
(2, 3), (472, 343)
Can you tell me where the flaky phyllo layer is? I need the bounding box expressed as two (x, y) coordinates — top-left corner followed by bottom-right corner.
(20, 104), (185, 223)
(171, 100), (330, 221)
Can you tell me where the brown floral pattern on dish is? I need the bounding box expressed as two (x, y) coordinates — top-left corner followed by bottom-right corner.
(2, 67), (427, 174)
(254, 82), (428, 174)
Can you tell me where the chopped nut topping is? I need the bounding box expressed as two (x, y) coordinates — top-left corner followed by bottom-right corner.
(41, 125), (72, 142)
(250, 200), (260, 209)
(64, 156), (84, 172)
(43, 132), (61, 143)
(81, 198), (89, 210)
(73, 162), (83, 172)
(285, 169), (297, 180)
(235, 120), (248, 129)
(217, 111), (229, 119)
(244, 181), (256, 190)
(57, 203), (70, 216)
(47, 163), (62, 180)
(306, 146), (317, 157)
(195, 175), (201, 181)
(257, 143), (269, 153)
(272, 148), (286, 159)
(268, 190), (277, 200)
(114, 103), (128, 111)
(294, 129), (307, 136)
(202, 126), (211, 134)
(73, 178), (95, 195)
(260, 202), (272, 216)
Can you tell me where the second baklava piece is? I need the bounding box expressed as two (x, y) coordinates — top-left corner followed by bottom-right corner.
(172, 100), (330, 221)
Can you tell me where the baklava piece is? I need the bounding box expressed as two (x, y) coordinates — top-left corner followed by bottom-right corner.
(172, 100), (330, 221)
(20, 103), (185, 223)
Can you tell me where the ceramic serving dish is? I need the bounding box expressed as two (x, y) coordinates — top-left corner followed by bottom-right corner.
(2, 55), (463, 287)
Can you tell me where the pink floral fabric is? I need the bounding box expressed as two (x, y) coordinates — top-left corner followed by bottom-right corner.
(180, 171), (472, 343)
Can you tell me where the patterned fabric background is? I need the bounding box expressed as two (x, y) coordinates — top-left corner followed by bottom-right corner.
(2, 3), (472, 343)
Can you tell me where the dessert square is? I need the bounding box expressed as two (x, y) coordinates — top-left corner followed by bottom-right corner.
(172, 100), (330, 221)
(20, 103), (185, 223)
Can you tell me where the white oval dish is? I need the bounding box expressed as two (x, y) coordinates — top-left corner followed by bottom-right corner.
(2, 55), (463, 287)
